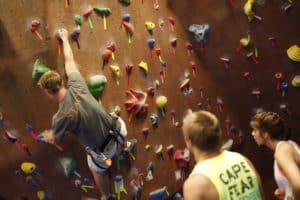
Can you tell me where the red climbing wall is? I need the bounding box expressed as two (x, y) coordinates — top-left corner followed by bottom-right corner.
(0, 0), (300, 199)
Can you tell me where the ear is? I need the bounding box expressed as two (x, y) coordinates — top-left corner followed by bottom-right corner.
(44, 89), (50, 95)
(186, 108), (192, 115)
(44, 89), (56, 99)
(44, 89), (52, 95)
(261, 131), (270, 140)
(185, 138), (192, 148)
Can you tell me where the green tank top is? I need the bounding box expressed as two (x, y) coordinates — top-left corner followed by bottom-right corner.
(190, 150), (262, 200)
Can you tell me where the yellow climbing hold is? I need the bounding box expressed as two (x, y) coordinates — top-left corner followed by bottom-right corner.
(155, 96), (167, 108)
(287, 45), (300, 62)
(145, 21), (155, 31)
(244, 0), (256, 22)
(21, 162), (36, 174)
(109, 65), (121, 85)
(240, 38), (250, 47)
(138, 61), (148, 73)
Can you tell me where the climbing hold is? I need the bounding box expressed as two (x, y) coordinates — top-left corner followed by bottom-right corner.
(114, 175), (127, 200)
(188, 23), (210, 44)
(21, 162), (40, 176)
(149, 186), (169, 200)
(88, 75), (107, 98)
(156, 96), (168, 118)
(244, 0), (256, 22)
(109, 65), (121, 85)
(287, 45), (300, 62)
(32, 59), (50, 81)
(149, 113), (158, 127)
(58, 157), (78, 178)
(291, 75), (300, 87)
(145, 21), (155, 32)
(37, 190), (52, 200)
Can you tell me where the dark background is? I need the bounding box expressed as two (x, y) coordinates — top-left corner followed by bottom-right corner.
(0, 0), (300, 199)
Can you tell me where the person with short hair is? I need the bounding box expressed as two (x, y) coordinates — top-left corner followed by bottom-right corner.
(182, 110), (264, 200)
(38, 28), (126, 200)
(250, 111), (300, 200)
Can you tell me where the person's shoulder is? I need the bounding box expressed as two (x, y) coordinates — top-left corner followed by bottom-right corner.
(68, 71), (86, 85)
(183, 174), (217, 199)
(223, 150), (244, 159)
(278, 141), (296, 151)
(226, 150), (256, 169)
(275, 141), (296, 157)
(68, 71), (81, 78)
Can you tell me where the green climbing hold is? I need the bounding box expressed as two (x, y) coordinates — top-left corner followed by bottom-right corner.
(74, 14), (82, 26)
(88, 75), (107, 97)
(119, 0), (132, 5)
(93, 7), (111, 17)
(58, 157), (77, 178)
(32, 58), (50, 81)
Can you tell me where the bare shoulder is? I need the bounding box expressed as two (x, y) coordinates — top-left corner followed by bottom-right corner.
(184, 174), (218, 200)
(275, 141), (300, 166)
(275, 141), (295, 157)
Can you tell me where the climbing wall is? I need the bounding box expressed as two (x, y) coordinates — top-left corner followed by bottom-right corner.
(0, 0), (300, 199)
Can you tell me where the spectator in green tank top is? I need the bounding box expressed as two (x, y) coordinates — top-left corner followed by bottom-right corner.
(182, 110), (265, 200)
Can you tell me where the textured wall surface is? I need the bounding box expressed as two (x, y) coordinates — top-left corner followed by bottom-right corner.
(0, 0), (300, 199)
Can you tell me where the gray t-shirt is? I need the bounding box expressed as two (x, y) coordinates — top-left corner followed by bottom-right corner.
(52, 72), (120, 150)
